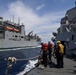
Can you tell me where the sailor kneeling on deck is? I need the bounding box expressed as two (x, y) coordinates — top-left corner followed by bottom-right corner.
(35, 55), (43, 67)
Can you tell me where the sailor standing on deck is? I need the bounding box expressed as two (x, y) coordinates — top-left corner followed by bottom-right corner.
(42, 43), (48, 67)
(48, 41), (52, 63)
(55, 41), (64, 68)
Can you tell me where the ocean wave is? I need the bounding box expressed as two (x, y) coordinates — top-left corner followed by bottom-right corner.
(0, 46), (41, 51)
(17, 59), (38, 75)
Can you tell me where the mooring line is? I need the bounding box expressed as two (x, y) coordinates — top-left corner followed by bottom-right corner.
(5, 55), (40, 75)
(16, 55), (40, 61)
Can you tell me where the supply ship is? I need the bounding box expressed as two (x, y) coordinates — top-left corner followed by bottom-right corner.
(0, 17), (41, 48)
(0, 17), (41, 75)
(52, 3), (76, 56)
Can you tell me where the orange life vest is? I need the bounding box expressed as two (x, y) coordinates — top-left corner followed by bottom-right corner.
(43, 43), (48, 51)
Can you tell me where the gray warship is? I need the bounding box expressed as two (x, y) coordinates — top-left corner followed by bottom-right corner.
(52, 3), (76, 56)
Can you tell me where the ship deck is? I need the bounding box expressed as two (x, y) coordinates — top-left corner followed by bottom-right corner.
(24, 57), (76, 75)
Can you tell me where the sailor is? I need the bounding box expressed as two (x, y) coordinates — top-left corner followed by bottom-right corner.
(36, 43), (45, 69)
(55, 41), (64, 68)
(35, 55), (43, 67)
(41, 42), (44, 52)
(42, 43), (48, 68)
(48, 41), (52, 63)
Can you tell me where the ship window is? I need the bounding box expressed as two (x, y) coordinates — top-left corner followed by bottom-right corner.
(72, 35), (74, 41)
(15, 35), (17, 37)
(21, 36), (24, 38)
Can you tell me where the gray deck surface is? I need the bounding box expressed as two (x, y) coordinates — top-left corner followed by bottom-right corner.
(24, 57), (76, 75)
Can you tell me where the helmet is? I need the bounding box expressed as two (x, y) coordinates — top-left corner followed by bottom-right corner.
(56, 41), (61, 44)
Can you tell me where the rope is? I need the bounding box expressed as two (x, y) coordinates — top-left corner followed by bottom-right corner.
(5, 55), (40, 75)
(16, 55), (40, 61)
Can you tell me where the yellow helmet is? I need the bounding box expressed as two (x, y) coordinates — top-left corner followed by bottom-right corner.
(56, 41), (61, 44)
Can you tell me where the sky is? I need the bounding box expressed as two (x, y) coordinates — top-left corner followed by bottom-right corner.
(0, 0), (76, 43)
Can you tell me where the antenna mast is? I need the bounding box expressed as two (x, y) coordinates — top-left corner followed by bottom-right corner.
(10, 18), (11, 22)
(18, 17), (20, 25)
(13, 15), (14, 23)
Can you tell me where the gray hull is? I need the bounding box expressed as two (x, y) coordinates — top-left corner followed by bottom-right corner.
(0, 39), (40, 49)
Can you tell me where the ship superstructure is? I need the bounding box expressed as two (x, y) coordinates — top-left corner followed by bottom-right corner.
(0, 17), (41, 49)
(52, 4), (76, 56)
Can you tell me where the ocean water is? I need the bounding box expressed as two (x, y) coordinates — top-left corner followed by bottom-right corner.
(0, 47), (40, 75)
(17, 59), (38, 75)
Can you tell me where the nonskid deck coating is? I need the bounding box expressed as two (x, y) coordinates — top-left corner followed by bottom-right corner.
(24, 57), (76, 75)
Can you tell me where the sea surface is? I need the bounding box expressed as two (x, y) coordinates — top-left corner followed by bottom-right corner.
(17, 59), (38, 75)
(0, 47), (40, 75)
